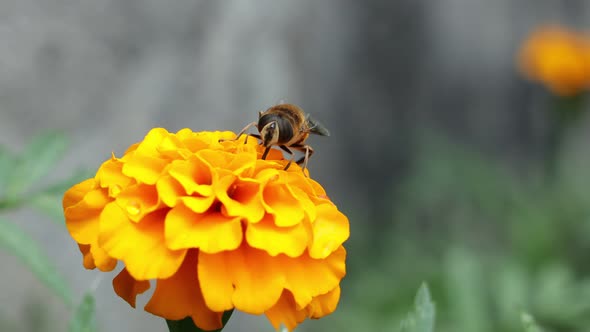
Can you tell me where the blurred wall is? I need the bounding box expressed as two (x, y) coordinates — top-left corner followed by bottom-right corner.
(1, 0), (589, 331)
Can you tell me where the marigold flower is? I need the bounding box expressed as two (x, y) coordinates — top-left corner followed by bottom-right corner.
(63, 128), (349, 331)
(518, 25), (590, 96)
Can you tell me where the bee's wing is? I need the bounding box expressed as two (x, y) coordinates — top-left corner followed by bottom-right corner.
(306, 115), (330, 136)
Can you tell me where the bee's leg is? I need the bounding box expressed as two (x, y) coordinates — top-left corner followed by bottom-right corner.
(279, 145), (295, 170)
(290, 144), (314, 176)
(300, 145), (314, 176)
(219, 122), (257, 143)
(261, 146), (272, 160)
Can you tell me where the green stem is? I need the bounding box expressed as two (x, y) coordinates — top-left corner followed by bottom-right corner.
(166, 310), (234, 332)
(0, 197), (22, 210)
(545, 93), (587, 180)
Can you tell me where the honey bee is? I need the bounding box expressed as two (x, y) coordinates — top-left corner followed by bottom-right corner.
(224, 103), (330, 173)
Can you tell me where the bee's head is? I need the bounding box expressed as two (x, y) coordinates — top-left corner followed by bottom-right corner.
(259, 120), (279, 147)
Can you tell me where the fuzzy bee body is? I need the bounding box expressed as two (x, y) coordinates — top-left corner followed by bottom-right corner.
(225, 103), (329, 174)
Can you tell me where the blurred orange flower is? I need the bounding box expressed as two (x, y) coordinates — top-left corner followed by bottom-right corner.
(518, 25), (590, 96)
(63, 128), (349, 331)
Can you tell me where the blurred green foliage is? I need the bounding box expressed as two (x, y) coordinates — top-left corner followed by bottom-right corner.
(308, 123), (590, 332)
(0, 132), (96, 332)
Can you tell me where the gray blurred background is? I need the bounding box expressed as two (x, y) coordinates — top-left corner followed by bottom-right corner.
(2, 0), (590, 331)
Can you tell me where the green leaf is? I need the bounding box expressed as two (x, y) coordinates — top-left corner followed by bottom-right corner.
(166, 310), (233, 332)
(30, 168), (93, 225)
(6, 132), (68, 198)
(68, 294), (96, 332)
(493, 261), (529, 329)
(399, 283), (436, 332)
(521, 312), (543, 332)
(29, 194), (65, 225)
(445, 248), (492, 332)
(0, 146), (17, 199)
(0, 218), (73, 307)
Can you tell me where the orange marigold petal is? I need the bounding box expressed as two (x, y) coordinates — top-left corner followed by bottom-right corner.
(156, 175), (185, 207)
(198, 149), (257, 176)
(145, 250), (224, 331)
(180, 196), (217, 214)
(178, 130), (237, 153)
(63, 178), (96, 209)
(65, 212), (99, 245)
(113, 268), (151, 308)
(133, 128), (170, 156)
(156, 134), (187, 160)
(95, 156), (133, 196)
(218, 178), (265, 223)
(283, 246), (346, 309)
(264, 290), (307, 332)
(305, 286), (341, 319)
(289, 186), (316, 222)
(169, 157), (213, 196)
(115, 183), (161, 222)
(263, 183), (305, 227)
(287, 173), (330, 204)
(90, 242), (117, 271)
(254, 162), (284, 180)
(122, 154), (169, 185)
(198, 245), (285, 314)
(78, 244), (95, 269)
(165, 203), (242, 253)
(246, 214), (309, 257)
(64, 187), (109, 244)
(98, 203), (186, 280)
(195, 251), (234, 312)
(308, 204), (350, 259)
(77, 242), (117, 271)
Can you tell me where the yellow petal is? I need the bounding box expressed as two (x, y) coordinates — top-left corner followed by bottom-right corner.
(264, 290), (307, 331)
(112, 268), (151, 308)
(95, 156), (133, 197)
(285, 172), (330, 204)
(282, 246), (346, 309)
(63, 179), (96, 209)
(177, 131), (215, 153)
(165, 203), (242, 253)
(122, 153), (169, 185)
(156, 174), (186, 207)
(198, 149), (257, 176)
(77, 244), (95, 269)
(262, 183), (305, 227)
(246, 214), (310, 257)
(305, 286), (341, 319)
(64, 187), (109, 244)
(156, 134), (186, 160)
(98, 203), (186, 280)
(288, 186), (316, 222)
(178, 130), (237, 153)
(169, 158), (213, 196)
(133, 128), (170, 156)
(180, 196), (217, 214)
(218, 177), (265, 223)
(198, 244), (285, 314)
(308, 203), (350, 259)
(76, 242), (117, 271)
(145, 251), (224, 330)
(115, 183), (161, 223)
(90, 242), (117, 271)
